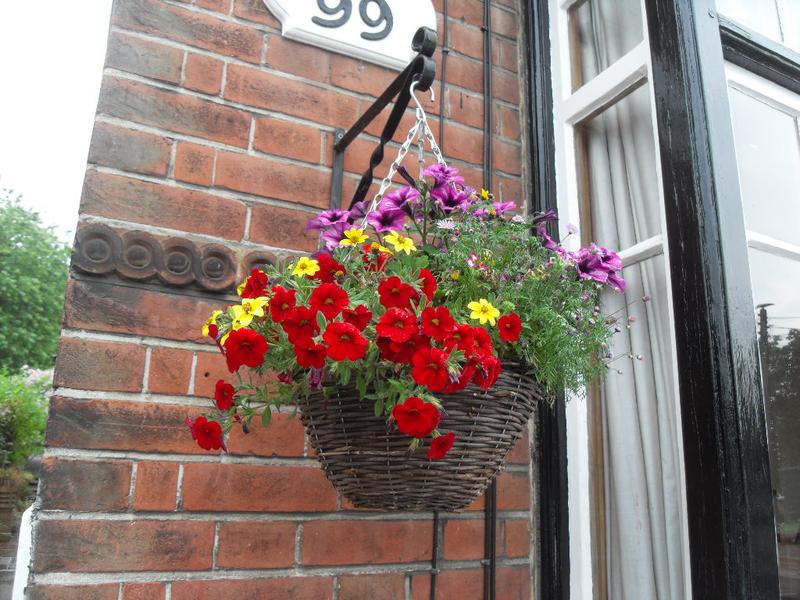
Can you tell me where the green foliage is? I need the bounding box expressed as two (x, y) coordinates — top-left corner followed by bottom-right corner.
(0, 191), (71, 372)
(0, 370), (50, 468)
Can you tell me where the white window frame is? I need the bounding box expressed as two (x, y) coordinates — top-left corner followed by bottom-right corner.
(548, 1), (692, 597)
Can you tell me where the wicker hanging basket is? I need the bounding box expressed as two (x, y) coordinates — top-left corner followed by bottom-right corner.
(298, 361), (545, 512)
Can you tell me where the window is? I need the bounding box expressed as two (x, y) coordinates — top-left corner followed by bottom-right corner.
(726, 63), (800, 599)
(548, 1), (691, 597)
(716, 0), (800, 53)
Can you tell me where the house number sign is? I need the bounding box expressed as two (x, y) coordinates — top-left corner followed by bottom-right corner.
(263, 0), (437, 70)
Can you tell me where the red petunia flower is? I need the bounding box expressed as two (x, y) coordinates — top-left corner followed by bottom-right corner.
(411, 347), (451, 392)
(376, 308), (419, 343)
(498, 313), (523, 342)
(312, 253), (347, 283)
(224, 328), (269, 373)
(392, 396), (440, 438)
(428, 431), (456, 460)
(240, 268), (269, 299)
(293, 338), (327, 369)
(378, 276), (419, 309)
(471, 326), (495, 357)
(309, 282), (350, 319)
(323, 321), (369, 361)
(442, 362), (477, 394)
(207, 323), (219, 339)
(282, 306), (320, 343)
(378, 333), (430, 364)
(214, 380), (235, 411)
(269, 285), (297, 323)
(473, 354), (503, 390)
(421, 306), (455, 342)
(342, 304), (373, 331)
(187, 415), (226, 451)
(418, 268), (438, 301)
(444, 323), (476, 355)
(363, 244), (390, 272)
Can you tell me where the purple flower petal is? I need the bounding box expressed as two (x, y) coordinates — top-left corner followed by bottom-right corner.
(368, 207), (406, 233)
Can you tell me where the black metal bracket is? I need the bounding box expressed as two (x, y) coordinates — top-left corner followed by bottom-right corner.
(330, 26), (437, 210)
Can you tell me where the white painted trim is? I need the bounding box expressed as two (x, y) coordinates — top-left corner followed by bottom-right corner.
(617, 235), (664, 265)
(726, 62), (800, 116)
(747, 231), (800, 261)
(562, 42), (649, 125)
(263, 1), (437, 71)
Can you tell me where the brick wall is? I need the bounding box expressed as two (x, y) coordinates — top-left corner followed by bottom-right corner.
(28, 0), (532, 598)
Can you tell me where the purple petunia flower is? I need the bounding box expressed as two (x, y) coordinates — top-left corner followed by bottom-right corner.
(307, 208), (350, 231)
(530, 209), (558, 227)
(321, 221), (349, 252)
(432, 184), (472, 213)
(537, 227), (560, 251)
(349, 200), (369, 223)
(572, 244), (626, 293)
(368, 207), (406, 232)
(381, 186), (421, 211)
(493, 200), (517, 215)
(423, 164), (465, 187)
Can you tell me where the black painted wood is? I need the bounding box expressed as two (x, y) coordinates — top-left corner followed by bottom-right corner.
(646, 1), (779, 597)
(521, 0), (569, 598)
(720, 15), (800, 95)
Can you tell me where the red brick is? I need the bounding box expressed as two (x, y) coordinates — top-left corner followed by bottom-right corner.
(507, 431), (530, 464)
(498, 105), (521, 140)
(54, 337), (145, 392)
(503, 519), (530, 558)
(147, 347), (193, 395)
(330, 55), (395, 98)
(445, 0), (484, 23)
(495, 69), (520, 104)
(443, 519), (489, 560)
(303, 520), (432, 566)
(122, 583), (166, 600)
(113, 0), (262, 62)
(495, 37), (519, 73)
(492, 6), (519, 39)
(339, 573), (405, 599)
(498, 175), (522, 203)
(134, 461), (180, 511)
(497, 472), (530, 510)
(33, 520), (215, 572)
(81, 170), (247, 240)
(182, 464), (337, 512)
(172, 578), (333, 600)
(449, 21), (483, 61)
(253, 116), (322, 164)
(194, 350), (234, 397)
(267, 36), (330, 81)
(445, 54), (484, 94)
(64, 279), (223, 344)
(88, 122), (171, 177)
(196, 0), (230, 12)
(496, 565), (533, 600)
(233, 0), (280, 27)
(39, 458), (131, 511)
(28, 585), (119, 600)
(414, 566), (530, 600)
(184, 53), (224, 95)
(224, 64), (359, 128)
(215, 151), (330, 209)
(174, 141), (215, 186)
(106, 31), (183, 84)
(494, 139), (522, 175)
(441, 123), (484, 164)
(446, 89), (484, 130)
(216, 521), (296, 568)
(98, 76), (251, 148)
(227, 412), (306, 457)
(249, 203), (319, 251)
(46, 397), (217, 455)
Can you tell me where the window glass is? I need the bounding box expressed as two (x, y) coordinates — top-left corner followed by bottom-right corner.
(716, 0), (783, 41)
(749, 248), (800, 599)
(600, 256), (687, 599)
(576, 84), (661, 249)
(778, 0), (800, 53)
(728, 88), (800, 245)
(568, 0), (643, 91)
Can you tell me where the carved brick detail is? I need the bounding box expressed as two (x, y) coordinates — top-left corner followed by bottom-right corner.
(72, 224), (279, 294)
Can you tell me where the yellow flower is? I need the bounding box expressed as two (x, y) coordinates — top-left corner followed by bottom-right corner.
(480, 188), (494, 201)
(201, 310), (223, 337)
(231, 297), (268, 329)
(384, 231), (417, 255)
(370, 242), (394, 255)
(468, 298), (500, 326)
(292, 257), (320, 277)
(338, 228), (369, 246)
(451, 271), (461, 281)
(237, 280), (247, 296)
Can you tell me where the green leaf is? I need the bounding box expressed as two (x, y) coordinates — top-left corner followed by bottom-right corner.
(261, 408), (273, 427)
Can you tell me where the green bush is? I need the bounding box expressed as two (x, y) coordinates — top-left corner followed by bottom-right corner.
(0, 370), (49, 468)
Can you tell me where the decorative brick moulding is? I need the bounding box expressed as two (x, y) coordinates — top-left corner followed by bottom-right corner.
(72, 223), (277, 294)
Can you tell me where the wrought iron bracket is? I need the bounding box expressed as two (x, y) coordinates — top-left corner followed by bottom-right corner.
(330, 26), (437, 209)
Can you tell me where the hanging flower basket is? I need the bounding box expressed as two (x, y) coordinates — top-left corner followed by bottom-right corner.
(301, 361), (543, 511)
(184, 102), (626, 510)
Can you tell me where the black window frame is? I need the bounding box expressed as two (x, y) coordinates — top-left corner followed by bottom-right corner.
(523, 0), (800, 598)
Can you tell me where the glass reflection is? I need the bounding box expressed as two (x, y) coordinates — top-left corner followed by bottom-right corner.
(729, 88), (800, 246)
(716, 0), (783, 42)
(749, 249), (800, 598)
(568, 0), (643, 91)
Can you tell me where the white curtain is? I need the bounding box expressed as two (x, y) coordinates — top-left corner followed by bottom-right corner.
(577, 3), (689, 597)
